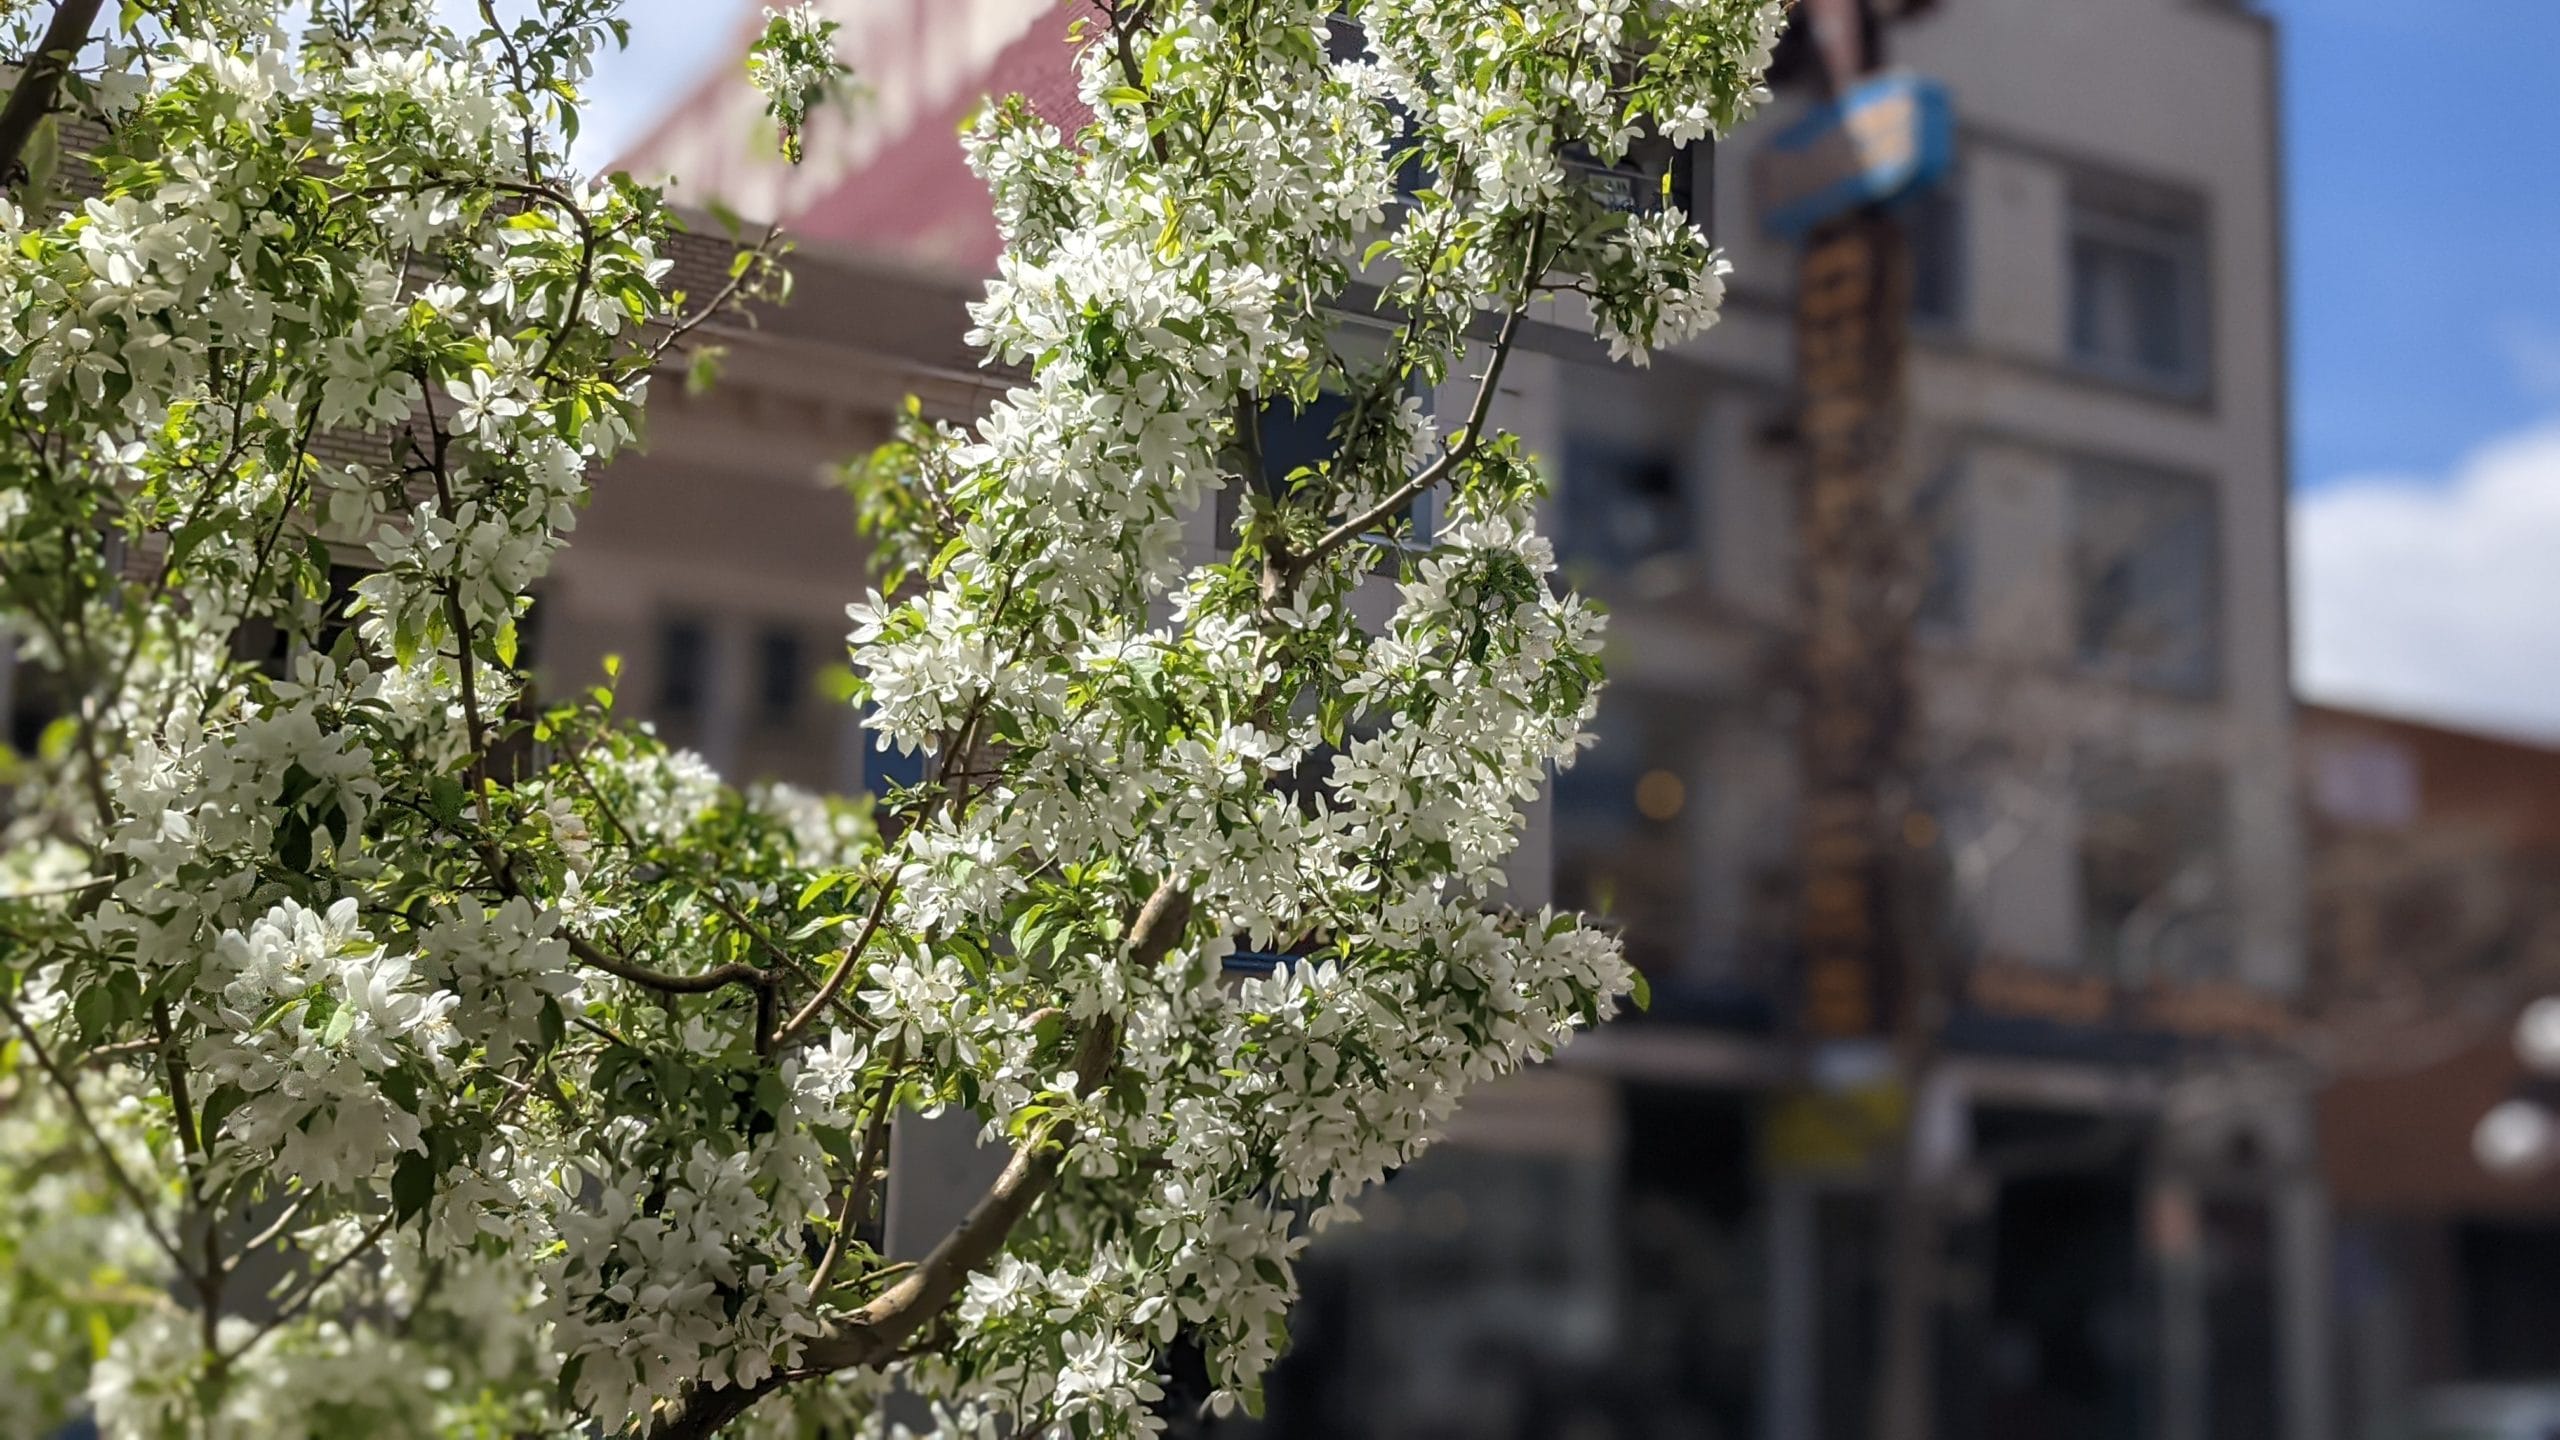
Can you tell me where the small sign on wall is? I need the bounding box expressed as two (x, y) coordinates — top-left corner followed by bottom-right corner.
(1753, 71), (1954, 241)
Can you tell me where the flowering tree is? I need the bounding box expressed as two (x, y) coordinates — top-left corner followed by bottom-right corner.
(0, 0), (1781, 1436)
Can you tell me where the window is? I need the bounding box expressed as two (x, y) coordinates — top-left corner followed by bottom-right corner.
(1323, 21), (1428, 200)
(1902, 171), (1963, 330)
(1219, 323), (1437, 548)
(1258, 387), (1355, 498)
(229, 561), (374, 676)
(1320, 22), (1710, 225)
(1561, 135), (1710, 229)
(2071, 460), (2218, 695)
(1, 635), (63, 757)
(2076, 754), (2230, 982)
(755, 625), (804, 725)
(2307, 734), (2418, 830)
(315, 564), (369, 659)
(860, 724), (928, 797)
(1911, 459), (1968, 633)
(656, 616), (709, 719)
(2067, 175), (2207, 392)
(1553, 689), (1698, 986)
(1559, 435), (1691, 581)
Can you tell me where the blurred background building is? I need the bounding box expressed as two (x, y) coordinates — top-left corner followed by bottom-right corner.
(463, 3), (2560, 1439)
(2301, 705), (2560, 1439)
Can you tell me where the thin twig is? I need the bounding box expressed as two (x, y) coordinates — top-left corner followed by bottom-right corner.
(219, 1210), (398, 1362)
(1290, 213), (1549, 574)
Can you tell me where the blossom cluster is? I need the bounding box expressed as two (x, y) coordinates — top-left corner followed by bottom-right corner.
(746, 3), (852, 165)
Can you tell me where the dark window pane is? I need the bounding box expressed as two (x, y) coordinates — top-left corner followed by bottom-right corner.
(515, 588), (547, 673)
(3, 643), (65, 755)
(860, 715), (928, 798)
(2076, 754), (2230, 982)
(2071, 462), (2218, 695)
(1560, 436), (1690, 572)
(2066, 182), (2206, 391)
(657, 617), (708, 718)
(1229, 376), (1430, 545)
(318, 563), (370, 658)
(756, 626), (804, 723)
(1914, 461), (1969, 633)
(1552, 689), (1696, 984)
(1259, 389), (1354, 496)
(228, 614), (289, 675)
(1904, 177), (1963, 328)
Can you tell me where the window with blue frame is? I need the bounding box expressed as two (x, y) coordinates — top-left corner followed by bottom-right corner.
(1219, 327), (1438, 550)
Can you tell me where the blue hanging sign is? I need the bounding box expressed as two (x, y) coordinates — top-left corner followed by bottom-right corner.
(1751, 71), (1954, 241)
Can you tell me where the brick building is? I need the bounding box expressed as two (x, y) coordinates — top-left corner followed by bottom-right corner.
(2302, 704), (2560, 1438)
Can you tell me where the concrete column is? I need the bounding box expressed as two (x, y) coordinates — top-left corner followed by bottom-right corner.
(2149, 1177), (2207, 1440)
(883, 1110), (1007, 1262)
(2277, 1169), (2336, 1440)
(1762, 1176), (1818, 1440)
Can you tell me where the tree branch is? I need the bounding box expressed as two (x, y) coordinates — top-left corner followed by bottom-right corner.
(771, 876), (894, 1047)
(0, 0), (105, 185)
(645, 883), (1195, 1440)
(1288, 215), (1548, 576)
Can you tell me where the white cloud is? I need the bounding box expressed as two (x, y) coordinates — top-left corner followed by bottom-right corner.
(2293, 423), (2560, 740)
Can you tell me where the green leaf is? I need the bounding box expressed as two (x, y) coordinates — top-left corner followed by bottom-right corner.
(1628, 969), (1652, 1013)
(197, 1085), (246, 1146)
(1099, 84), (1148, 108)
(315, 994), (354, 1047)
(379, 1065), (421, 1112)
(71, 983), (114, 1045)
(427, 776), (466, 827)
(392, 1150), (436, 1228)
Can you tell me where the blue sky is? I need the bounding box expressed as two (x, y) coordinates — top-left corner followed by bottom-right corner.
(2273, 0), (2560, 736)
(2268, 0), (2560, 491)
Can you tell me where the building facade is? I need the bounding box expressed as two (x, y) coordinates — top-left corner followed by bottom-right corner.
(2302, 704), (2560, 1440)
(591, 4), (2314, 1437)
